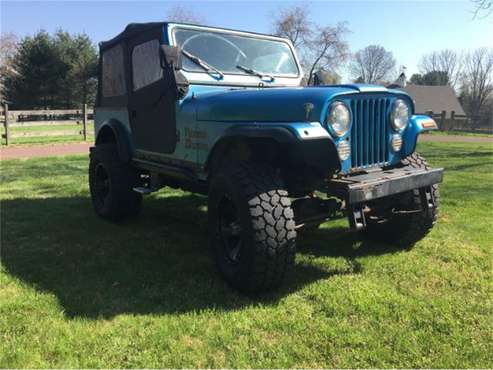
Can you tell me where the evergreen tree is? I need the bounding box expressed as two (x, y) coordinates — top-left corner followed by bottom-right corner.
(53, 30), (98, 107)
(5, 30), (98, 109)
(409, 71), (450, 86)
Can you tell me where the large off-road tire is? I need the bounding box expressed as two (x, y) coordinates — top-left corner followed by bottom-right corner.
(208, 162), (297, 293)
(89, 143), (142, 222)
(364, 153), (440, 247)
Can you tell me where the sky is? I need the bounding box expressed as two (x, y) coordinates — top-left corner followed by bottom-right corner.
(1, 0), (492, 82)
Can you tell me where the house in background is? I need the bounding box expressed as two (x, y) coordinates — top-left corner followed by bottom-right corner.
(402, 85), (467, 130)
(403, 85), (465, 118)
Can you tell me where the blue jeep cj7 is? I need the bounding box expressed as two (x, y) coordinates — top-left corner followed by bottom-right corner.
(89, 22), (443, 293)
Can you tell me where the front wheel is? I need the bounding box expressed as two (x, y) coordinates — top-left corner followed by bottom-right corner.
(208, 162), (297, 293)
(364, 153), (440, 247)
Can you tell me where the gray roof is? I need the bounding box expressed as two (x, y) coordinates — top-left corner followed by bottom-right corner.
(403, 84), (465, 118)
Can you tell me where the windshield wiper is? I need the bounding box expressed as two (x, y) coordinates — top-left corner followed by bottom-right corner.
(181, 49), (224, 79)
(236, 64), (274, 82)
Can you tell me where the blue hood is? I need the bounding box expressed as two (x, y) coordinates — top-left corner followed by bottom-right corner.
(194, 84), (398, 123)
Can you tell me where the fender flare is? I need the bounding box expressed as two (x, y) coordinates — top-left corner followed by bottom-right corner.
(205, 125), (298, 172)
(95, 119), (133, 163)
(205, 123), (339, 174)
(222, 125), (298, 143)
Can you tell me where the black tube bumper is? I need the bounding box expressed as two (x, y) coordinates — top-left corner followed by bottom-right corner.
(327, 166), (444, 204)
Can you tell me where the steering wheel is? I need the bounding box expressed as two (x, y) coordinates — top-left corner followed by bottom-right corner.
(181, 33), (247, 64)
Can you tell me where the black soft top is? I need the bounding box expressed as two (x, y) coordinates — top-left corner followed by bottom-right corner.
(99, 22), (167, 51)
(99, 22), (284, 51)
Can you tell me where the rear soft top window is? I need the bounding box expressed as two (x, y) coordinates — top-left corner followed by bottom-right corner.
(102, 44), (126, 97)
(132, 39), (162, 91)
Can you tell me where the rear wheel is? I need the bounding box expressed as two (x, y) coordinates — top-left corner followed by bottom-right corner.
(89, 143), (142, 222)
(208, 162), (297, 293)
(364, 153), (440, 247)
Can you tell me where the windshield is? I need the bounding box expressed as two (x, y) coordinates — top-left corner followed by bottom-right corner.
(173, 28), (299, 78)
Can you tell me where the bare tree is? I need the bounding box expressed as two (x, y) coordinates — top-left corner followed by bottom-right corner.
(0, 32), (19, 102)
(471, 0), (493, 18)
(166, 5), (206, 24)
(271, 4), (349, 85)
(305, 24), (349, 85)
(349, 45), (396, 84)
(419, 49), (463, 88)
(271, 5), (312, 49)
(461, 48), (493, 126)
(0, 33), (18, 72)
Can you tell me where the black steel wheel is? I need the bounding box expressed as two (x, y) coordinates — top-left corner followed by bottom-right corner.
(89, 143), (142, 222)
(93, 162), (111, 210)
(218, 195), (243, 265)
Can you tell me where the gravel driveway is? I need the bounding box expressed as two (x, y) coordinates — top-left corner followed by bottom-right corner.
(1, 142), (91, 160)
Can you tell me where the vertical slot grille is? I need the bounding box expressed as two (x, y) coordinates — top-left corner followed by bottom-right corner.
(350, 97), (391, 168)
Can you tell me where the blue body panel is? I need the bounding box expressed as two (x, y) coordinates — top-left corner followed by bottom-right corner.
(95, 83), (436, 178)
(403, 114), (439, 155)
(178, 84), (419, 175)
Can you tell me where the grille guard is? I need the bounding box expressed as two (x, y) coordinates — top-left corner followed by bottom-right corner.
(327, 166), (444, 205)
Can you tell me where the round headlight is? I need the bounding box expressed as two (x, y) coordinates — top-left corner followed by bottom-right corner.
(327, 101), (351, 137)
(391, 99), (409, 131)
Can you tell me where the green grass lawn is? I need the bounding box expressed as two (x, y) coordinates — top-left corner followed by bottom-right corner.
(2, 122), (94, 145)
(1, 142), (492, 368)
(426, 130), (493, 137)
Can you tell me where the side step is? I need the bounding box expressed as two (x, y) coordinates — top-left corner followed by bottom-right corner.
(133, 186), (158, 195)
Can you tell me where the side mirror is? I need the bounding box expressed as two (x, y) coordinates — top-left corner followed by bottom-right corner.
(312, 70), (326, 86)
(160, 45), (182, 70)
(312, 69), (341, 86)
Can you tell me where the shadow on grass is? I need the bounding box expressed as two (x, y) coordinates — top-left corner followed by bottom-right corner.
(1, 194), (400, 319)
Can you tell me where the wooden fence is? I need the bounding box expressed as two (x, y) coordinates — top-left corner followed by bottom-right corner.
(1, 105), (490, 146)
(424, 110), (491, 133)
(1, 104), (94, 145)
(425, 110), (466, 130)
